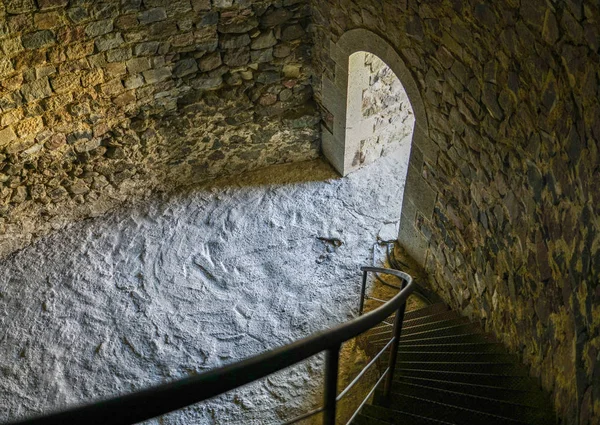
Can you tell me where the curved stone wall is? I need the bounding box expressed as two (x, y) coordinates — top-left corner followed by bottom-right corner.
(312, 1), (599, 423)
(0, 0), (320, 258)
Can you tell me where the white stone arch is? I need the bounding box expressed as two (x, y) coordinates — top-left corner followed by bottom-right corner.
(320, 29), (437, 266)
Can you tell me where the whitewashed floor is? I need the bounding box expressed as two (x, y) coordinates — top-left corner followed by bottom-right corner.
(0, 145), (411, 425)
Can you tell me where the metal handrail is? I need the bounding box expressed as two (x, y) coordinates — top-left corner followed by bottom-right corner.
(6, 267), (414, 425)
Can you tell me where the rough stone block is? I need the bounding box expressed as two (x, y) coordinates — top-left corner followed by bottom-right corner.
(34, 11), (63, 29)
(0, 126), (17, 148)
(100, 79), (124, 96)
(134, 41), (160, 56)
(67, 7), (89, 24)
(50, 73), (80, 94)
(81, 68), (104, 87)
(21, 78), (52, 102)
(191, 0), (210, 11)
(281, 24), (305, 41)
(113, 90), (136, 107)
(1, 37), (24, 57)
(143, 67), (171, 84)
(0, 58), (14, 78)
(44, 133), (66, 150)
(261, 8), (292, 27)
(114, 14), (139, 30)
(138, 8), (167, 25)
(22, 30), (56, 49)
(15, 116), (43, 137)
(220, 33), (251, 49)
(126, 57), (151, 74)
(251, 31), (277, 50)
(124, 74), (144, 89)
(173, 58), (198, 78)
(106, 47), (132, 63)
(103, 61), (127, 77)
(66, 41), (94, 60)
(223, 47), (250, 67)
(251, 48), (273, 64)
(283, 64), (301, 78)
(199, 11), (218, 26)
(273, 44), (291, 58)
(5, 0), (36, 14)
(218, 17), (258, 34)
(37, 0), (68, 10)
(85, 19), (114, 38)
(95, 33), (124, 52)
(190, 76), (222, 90)
(198, 52), (222, 72)
(212, 0), (233, 7)
(43, 92), (72, 110)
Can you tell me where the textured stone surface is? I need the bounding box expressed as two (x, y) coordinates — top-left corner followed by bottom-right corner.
(0, 150), (410, 424)
(0, 0), (318, 260)
(346, 52), (414, 170)
(310, 1), (600, 423)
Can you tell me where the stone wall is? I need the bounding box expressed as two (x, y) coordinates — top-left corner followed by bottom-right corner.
(0, 0), (320, 258)
(311, 1), (600, 423)
(345, 51), (414, 169)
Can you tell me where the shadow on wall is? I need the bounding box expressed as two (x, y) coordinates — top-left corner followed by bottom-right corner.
(0, 0), (321, 260)
(0, 151), (410, 424)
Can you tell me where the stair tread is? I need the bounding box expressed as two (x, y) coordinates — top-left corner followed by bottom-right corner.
(394, 375), (546, 397)
(353, 300), (554, 425)
(361, 405), (457, 425)
(395, 370), (541, 392)
(403, 310), (462, 326)
(396, 342), (506, 353)
(369, 317), (472, 339)
(393, 361), (527, 375)
(376, 384), (550, 423)
(395, 352), (517, 363)
(369, 392), (531, 425)
(386, 380), (544, 408)
(404, 303), (448, 320)
(372, 333), (494, 346)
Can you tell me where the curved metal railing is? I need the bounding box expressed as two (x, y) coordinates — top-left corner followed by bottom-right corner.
(6, 267), (414, 425)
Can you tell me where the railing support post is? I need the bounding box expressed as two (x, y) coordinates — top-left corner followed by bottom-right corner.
(383, 279), (408, 401)
(358, 270), (368, 315)
(323, 344), (341, 425)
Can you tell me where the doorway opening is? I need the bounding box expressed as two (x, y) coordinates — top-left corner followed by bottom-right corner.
(345, 51), (415, 179)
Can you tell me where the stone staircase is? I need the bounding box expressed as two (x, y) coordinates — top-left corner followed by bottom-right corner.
(352, 302), (555, 425)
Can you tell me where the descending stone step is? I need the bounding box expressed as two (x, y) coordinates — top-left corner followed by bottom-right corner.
(395, 369), (541, 392)
(396, 342), (506, 353)
(393, 361), (526, 375)
(369, 310), (463, 335)
(369, 317), (471, 341)
(399, 323), (479, 340)
(352, 298), (554, 425)
(373, 332), (493, 347)
(352, 414), (394, 425)
(364, 393), (530, 425)
(364, 398), (526, 425)
(393, 376), (549, 407)
(373, 384), (550, 424)
(403, 303), (448, 320)
(403, 309), (461, 326)
(395, 351), (517, 363)
(357, 405), (455, 425)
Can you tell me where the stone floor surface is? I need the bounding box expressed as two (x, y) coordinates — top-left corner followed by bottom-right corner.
(0, 145), (410, 425)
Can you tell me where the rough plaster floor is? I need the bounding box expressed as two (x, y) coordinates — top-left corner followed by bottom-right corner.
(0, 145), (410, 425)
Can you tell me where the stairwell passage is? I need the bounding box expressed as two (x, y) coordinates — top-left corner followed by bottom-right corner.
(3, 268), (554, 425)
(354, 302), (555, 425)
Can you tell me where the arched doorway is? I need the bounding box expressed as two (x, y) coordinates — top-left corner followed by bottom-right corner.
(320, 29), (436, 267)
(345, 50), (415, 190)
